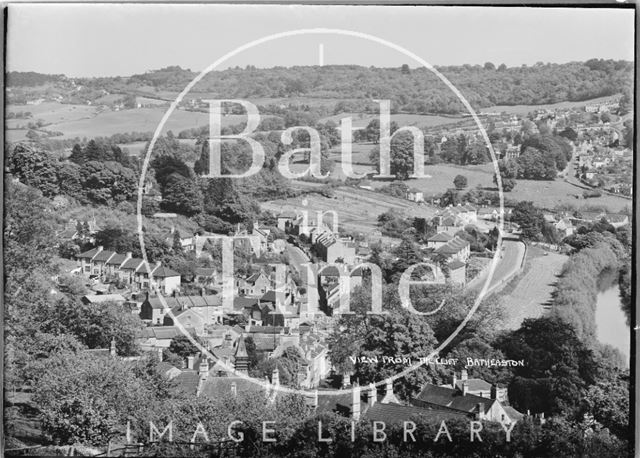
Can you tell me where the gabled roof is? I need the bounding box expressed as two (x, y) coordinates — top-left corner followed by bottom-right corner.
(414, 384), (496, 414)
(428, 232), (454, 243)
(246, 271), (268, 284)
(106, 253), (128, 265)
(82, 293), (126, 304)
(260, 290), (291, 304)
(121, 258), (144, 270)
(77, 247), (101, 259)
(146, 295), (222, 310)
(235, 336), (248, 358)
(448, 260), (466, 270)
(92, 250), (116, 262)
(364, 402), (465, 426)
(152, 266), (181, 278)
(199, 376), (263, 399)
(454, 379), (492, 392)
(171, 371), (199, 396)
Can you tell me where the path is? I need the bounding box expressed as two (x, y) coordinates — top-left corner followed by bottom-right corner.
(500, 250), (568, 330)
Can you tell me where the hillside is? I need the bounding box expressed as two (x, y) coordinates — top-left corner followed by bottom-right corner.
(7, 58), (633, 114)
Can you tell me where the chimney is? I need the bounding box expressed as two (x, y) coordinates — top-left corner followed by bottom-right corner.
(460, 369), (468, 381)
(452, 371), (457, 388)
(272, 367), (280, 387)
(231, 382), (237, 396)
(97, 246), (104, 253)
(342, 373), (351, 388)
(490, 384), (497, 400)
(109, 338), (116, 357)
(476, 402), (485, 420)
(462, 381), (468, 396)
(187, 356), (195, 370)
(157, 348), (163, 362)
(245, 323), (251, 333)
(311, 389), (319, 410)
(381, 379), (399, 404)
(351, 383), (361, 421)
(368, 383), (377, 407)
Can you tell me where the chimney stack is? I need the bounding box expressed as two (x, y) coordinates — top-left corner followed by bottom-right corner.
(476, 403), (485, 421)
(231, 382), (237, 397)
(461, 369), (468, 381)
(351, 383), (361, 421)
(491, 384), (497, 400)
(381, 379), (399, 404)
(271, 367), (280, 387)
(187, 356), (195, 370)
(462, 381), (469, 396)
(368, 383), (377, 407)
(452, 371), (457, 388)
(157, 348), (163, 362)
(109, 338), (116, 357)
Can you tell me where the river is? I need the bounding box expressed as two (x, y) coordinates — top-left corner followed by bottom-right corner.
(595, 276), (630, 363)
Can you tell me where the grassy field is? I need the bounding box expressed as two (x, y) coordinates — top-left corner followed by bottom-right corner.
(320, 112), (463, 129)
(6, 102), (249, 139)
(7, 102), (98, 128)
(261, 186), (438, 237)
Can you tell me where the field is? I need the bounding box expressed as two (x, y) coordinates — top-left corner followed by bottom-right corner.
(6, 102), (98, 131)
(323, 149), (630, 212)
(261, 186), (438, 237)
(5, 102), (249, 140)
(319, 112), (462, 129)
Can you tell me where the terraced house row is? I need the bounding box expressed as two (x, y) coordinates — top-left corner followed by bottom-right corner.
(76, 246), (181, 294)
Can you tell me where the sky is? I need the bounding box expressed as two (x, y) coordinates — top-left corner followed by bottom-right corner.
(7, 4), (635, 77)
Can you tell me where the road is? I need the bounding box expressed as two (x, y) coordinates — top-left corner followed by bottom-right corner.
(466, 239), (526, 296)
(286, 242), (312, 285)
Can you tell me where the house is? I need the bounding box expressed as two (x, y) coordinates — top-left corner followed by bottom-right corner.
(604, 214), (629, 228)
(237, 271), (271, 297)
(448, 259), (466, 285)
(136, 326), (196, 351)
(315, 233), (356, 264)
(427, 232), (454, 250)
(140, 294), (223, 325)
(412, 374), (523, 424)
(439, 370), (508, 402)
(554, 218), (575, 237)
(434, 236), (470, 263)
(104, 252), (131, 278)
(77, 246), (104, 276)
(406, 188), (424, 203)
(277, 212), (297, 231)
(151, 265), (181, 295)
(117, 257), (145, 286)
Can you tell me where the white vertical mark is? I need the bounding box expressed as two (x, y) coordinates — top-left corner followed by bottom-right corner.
(319, 43), (324, 66)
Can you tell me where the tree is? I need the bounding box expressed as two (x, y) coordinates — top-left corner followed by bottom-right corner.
(517, 147), (556, 180)
(328, 285), (438, 399)
(160, 174), (203, 216)
(168, 334), (200, 359)
(8, 144), (60, 197)
(496, 316), (598, 416)
(80, 161), (138, 205)
(453, 174), (468, 190)
(369, 131), (421, 180)
(484, 62), (496, 71)
(401, 64), (411, 74)
(511, 201), (544, 240)
(34, 353), (169, 446)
